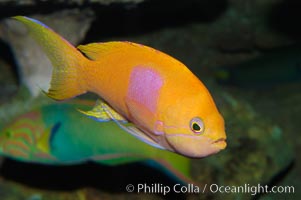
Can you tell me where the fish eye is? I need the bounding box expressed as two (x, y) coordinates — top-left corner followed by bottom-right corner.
(190, 117), (204, 134)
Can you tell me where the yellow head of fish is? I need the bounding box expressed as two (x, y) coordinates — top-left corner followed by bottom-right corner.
(159, 89), (227, 158)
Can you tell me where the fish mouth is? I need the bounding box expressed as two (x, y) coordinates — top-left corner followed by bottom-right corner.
(212, 138), (227, 149)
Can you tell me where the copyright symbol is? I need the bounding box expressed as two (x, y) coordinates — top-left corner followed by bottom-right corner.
(126, 184), (134, 192)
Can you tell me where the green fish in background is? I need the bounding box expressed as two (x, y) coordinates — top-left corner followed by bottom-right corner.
(215, 45), (301, 88)
(0, 100), (192, 184)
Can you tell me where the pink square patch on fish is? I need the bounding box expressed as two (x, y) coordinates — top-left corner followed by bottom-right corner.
(127, 67), (163, 113)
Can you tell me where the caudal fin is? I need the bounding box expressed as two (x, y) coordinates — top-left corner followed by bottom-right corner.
(13, 16), (87, 100)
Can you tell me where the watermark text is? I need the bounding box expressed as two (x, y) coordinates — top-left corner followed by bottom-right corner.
(125, 183), (295, 196)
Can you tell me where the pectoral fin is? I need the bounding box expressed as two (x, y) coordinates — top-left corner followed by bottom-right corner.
(125, 125), (166, 150)
(37, 128), (51, 153)
(102, 104), (166, 150)
(37, 122), (61, 153)
(78, 99), (127, 122)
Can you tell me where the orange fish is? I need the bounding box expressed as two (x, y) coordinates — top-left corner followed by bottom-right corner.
(14, 16), (227, 158)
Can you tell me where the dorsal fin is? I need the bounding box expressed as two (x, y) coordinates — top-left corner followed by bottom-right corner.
(77, 41), (137, 61)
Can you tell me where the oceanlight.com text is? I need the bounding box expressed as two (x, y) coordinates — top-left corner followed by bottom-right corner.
(125, 183), (295, 196)
(209, 183), (294, 196)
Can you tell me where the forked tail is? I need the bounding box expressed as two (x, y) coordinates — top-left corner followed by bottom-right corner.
(13, 16), (88, 100)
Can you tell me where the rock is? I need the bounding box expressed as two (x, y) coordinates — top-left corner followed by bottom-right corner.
(0, 0), (144, 6)
(0, 58), (18, 103)
(0, 179), (87, 200)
